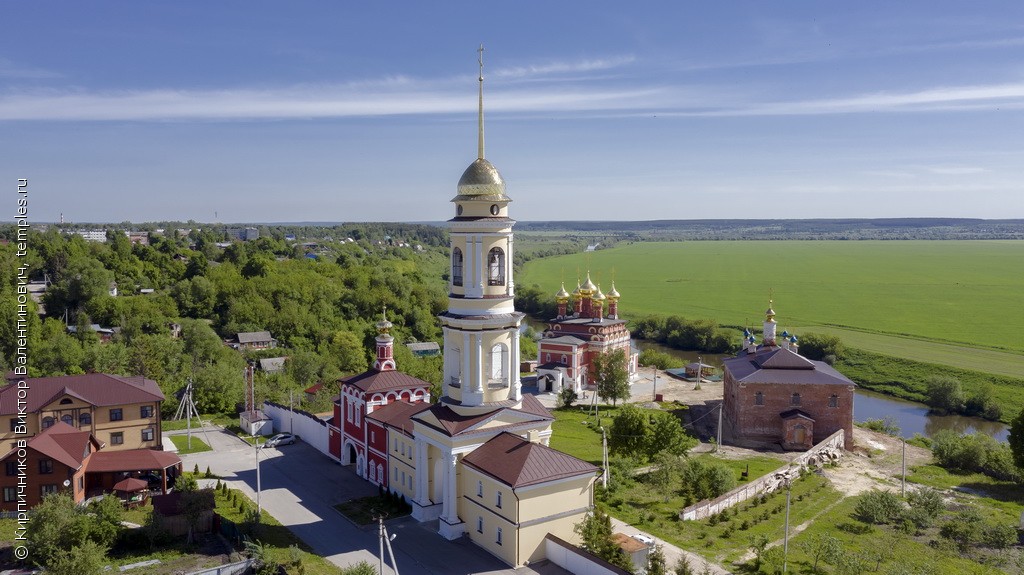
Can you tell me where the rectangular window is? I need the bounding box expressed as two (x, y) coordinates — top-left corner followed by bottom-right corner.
(393, 439), (398, 452)
(370, 431), (375, 443)
(5, 461), (16, 476)
(39, 459), (53, 474)
(110, 408), (123, 422)
(141, 428), (155, 442)
(496, 491), (502, 508)
(496, 527), (503, 546)
(754, 392), (764, 406)
(477, 516), (483, 533)
(140, 405), (153, 418)
(111, 432), (124, 445)
(78, 476), (84, 492)
(791, 393), (801, 406)
(41, 484), (58, 496)
(477, 481), (483, 497)
(2, 486), (15, 502)
(829, 395), (839, 408)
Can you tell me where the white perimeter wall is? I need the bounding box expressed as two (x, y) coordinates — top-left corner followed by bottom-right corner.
(262, 401), (331, 459)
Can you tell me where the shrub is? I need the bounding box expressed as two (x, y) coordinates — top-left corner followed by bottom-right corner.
(906, 487), (944, 520)
(981, 523), (1018, 549)
(854, 490), (904, 525)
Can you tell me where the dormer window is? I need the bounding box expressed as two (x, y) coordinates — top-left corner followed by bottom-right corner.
(487, 248), (505, 286)
(59, 398), (73, 405)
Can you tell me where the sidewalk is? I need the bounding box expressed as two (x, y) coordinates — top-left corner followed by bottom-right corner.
(609, 517), (732, 575)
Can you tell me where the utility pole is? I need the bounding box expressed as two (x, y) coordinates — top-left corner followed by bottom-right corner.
(783, 479), (791, 574)
(716, 402), (723, 452)
(901, 438), (907, 497)
(600, 427), (609, 489)
(377, 514), (400, 575)
(255, 437), (262, 518)
(652, 369), (658, 402)
(289, 389), (294, 435)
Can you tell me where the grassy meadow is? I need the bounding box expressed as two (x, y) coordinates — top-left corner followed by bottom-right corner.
(518, 240), (1024, 355)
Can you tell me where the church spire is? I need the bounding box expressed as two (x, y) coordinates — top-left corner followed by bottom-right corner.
(477, 43), (485, 160)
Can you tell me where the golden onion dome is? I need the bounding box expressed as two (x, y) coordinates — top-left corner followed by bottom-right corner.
(765, 300), (776, 320)
(607, 282), (621, 300)
(581, 274), (597, 294)
(594, 285), (606, 301)
(555, 283), (571, 301)
(457, 158), (506, 198)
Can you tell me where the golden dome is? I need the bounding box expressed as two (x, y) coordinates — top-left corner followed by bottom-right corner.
(555, 283), (570, 301)
(580, 273), (597, 294)
(594, 285), (606, 301)
(607, 282), (620, 300)
(456, 158), (506, 198)
(765, 299), (776, 321)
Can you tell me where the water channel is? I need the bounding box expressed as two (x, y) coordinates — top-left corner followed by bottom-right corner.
(524, 322), (1009, 442)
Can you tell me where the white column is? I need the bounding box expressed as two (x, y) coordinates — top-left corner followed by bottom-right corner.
(462, 332), (470, 389)
(511, 329), (522, 401)
(476, 237), (484, 292)
(443, 451), (459, 523)
(474, 333), (484, 393)
(415, 439), (429, 506)
(506, 233), (514, 297)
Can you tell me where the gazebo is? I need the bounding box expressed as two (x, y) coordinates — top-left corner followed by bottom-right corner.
(684, 362), (716, 379)
(112, 477), (149, 508)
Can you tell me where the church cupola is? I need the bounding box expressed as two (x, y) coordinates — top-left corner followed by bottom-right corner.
(763, 300), (777, 347)
(555, 283), (570, 319)
(373, 308), (396, 372)
(593, 285), (606, 322)
(572, 281), (583, 316)
(606, 282), (621, 319)
(579, 273), (597, 317)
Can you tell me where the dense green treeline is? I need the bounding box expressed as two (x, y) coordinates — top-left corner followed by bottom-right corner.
(0, 224), (448, 416)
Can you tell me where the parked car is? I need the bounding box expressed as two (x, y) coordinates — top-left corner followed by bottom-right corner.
(632, 533), (654, 546)
(264, 433), (296, 447)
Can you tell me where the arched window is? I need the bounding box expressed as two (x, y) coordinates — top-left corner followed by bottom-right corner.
(369, 464), (376, 482)
(754, 392), (764, 406)
(487, 247), (505, 286)
(377, 464), (383, 484)
(42, 417), (54, 429)
(79, 413), (92, 426)
(829, 394), (839, 408)
(791, 393), (801, 406)
(489, 343), (508, 386)
(452, 247), (463, 286)
(59, 398), (73, 405)
(61, 414), (73, 426)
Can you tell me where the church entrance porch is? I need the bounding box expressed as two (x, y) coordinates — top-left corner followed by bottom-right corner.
(781, 409), (815, 451)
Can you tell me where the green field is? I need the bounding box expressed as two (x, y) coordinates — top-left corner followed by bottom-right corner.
(519, 240), (1024, 357)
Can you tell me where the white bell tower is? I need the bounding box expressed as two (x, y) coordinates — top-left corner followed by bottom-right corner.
(441, 45), (524, 409)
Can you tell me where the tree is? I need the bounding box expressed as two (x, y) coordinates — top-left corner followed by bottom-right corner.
(573, 507), (634, 572)
(648, 544), (668, 575)
(796, 333), (846, 362)
(179, 487), (214, 544)
(854, 489), (904, 525)
(87, 494), (125, 548)
(673, 555), (695, 575)
(800, 533), (843, 573)
(45, 539), (106, 575)
(924, 376), (965, 414)
(593, 348), (630, 406)
(1008, 408), (1024, 470)
(25, 493), (92, 567)
(647, 411), (697, 458)
(609, 404), (650, 459)
(748, 534), (770, 571)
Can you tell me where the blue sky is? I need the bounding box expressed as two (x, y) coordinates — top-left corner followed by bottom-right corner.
(2, 2), (1023, 223)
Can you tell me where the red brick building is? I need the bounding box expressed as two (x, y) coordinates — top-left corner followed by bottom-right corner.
(536, 275), (638, 393)
(331, 313), (431, 478)
(722, 304), (855, 451)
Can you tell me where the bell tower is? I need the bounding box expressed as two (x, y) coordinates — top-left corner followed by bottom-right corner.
(441, 45), (524, 409)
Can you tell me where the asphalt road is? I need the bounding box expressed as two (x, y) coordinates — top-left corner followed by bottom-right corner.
(176, 428), (570, 575)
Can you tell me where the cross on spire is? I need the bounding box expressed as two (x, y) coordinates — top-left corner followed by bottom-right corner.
(477, 43), (486, 160)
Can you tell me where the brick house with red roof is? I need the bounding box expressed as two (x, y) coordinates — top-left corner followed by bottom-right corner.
(1, 373), (166, 452)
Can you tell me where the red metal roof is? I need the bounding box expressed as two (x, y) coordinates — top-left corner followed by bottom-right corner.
(462, 432), (598, 488)
(85, 449), (181, 473)
(723, 348), (855, 387)
(339, 369), (430, 394)
(0, 373), (165, 415)
(0, 422), (97, 470)
(366, 401), (431, 436)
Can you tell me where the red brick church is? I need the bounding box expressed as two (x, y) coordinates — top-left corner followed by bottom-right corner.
(722, 302), (855, 450)
(535, 274), (638, 394)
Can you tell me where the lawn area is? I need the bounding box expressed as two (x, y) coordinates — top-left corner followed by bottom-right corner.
(781, 494), (1007, 575)
(520, 240), (1024, 354)
(907, 464), (1024, 524)
(549, 404), (621, 465)
(603, 472), (842, 566)
(163, 412), (237, 431)
(170, 435), (212, 454)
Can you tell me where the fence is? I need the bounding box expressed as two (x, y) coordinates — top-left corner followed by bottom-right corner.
(262, 401), (331, 458)
(679, 430), (845, 521)
(185, 558), (254, 575)
(544, 534), (633, 575)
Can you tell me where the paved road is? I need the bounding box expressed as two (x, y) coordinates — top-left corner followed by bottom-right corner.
(178, 428), (569, 575)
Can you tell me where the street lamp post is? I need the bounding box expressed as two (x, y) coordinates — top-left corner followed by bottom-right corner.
(254, 437), (262, 517)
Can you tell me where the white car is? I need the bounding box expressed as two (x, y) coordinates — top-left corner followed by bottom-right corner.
(632, 533), (655, 545)
(264, 433), (296, 447)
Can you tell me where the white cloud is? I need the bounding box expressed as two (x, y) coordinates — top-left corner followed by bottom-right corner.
(492, 56), (636, 79)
